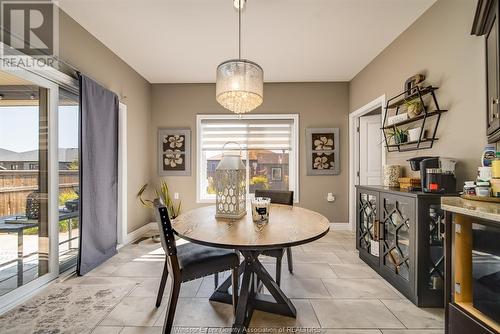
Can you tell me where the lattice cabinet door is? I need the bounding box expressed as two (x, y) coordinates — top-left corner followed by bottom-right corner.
(356, 189), (380, 268)
(379, 193), (416, 297)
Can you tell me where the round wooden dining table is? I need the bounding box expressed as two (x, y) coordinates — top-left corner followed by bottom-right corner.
(173, 204), (330, 332)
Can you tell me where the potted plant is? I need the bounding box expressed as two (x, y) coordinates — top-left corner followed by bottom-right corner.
(404, 98), (424, 118)
(387, 128), (409, 145)
(137, 180), (181, 219)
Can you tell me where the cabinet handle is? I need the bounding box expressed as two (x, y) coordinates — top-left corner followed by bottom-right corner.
(378, 220), (385, 241)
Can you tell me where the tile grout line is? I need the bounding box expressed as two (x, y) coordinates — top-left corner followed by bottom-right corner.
(378, 298), (408, 330)
(307, 298), (324, 328)
(90, 273), (151, 331)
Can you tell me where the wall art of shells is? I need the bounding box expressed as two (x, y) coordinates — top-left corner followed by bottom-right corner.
(158, 128), (191, 176)
(306, 128), (340, 175)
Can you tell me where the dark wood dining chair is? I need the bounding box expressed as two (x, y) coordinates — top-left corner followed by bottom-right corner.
(254, 189), (294, 285)
(153, 199), (240, 333)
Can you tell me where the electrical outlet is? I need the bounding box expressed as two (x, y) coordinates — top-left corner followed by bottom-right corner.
(174, 192), (179, 200)
(327, 193), (335, 202)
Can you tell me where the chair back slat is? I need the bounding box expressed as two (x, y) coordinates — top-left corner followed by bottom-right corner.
(154, 199), (177, 256)
(254, 190), (294, 206)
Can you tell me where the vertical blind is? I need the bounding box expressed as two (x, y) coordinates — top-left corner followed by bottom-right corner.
(200, 118), (294, 151)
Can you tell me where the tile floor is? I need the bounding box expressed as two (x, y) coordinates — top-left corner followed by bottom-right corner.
(0, 230), (445, 333)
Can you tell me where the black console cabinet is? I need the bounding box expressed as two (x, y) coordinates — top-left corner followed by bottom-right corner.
(356, 185), (447, 307)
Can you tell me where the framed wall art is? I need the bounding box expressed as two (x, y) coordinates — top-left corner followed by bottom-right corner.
(306, 128), (340, 175)
(158, 128), (191, 176)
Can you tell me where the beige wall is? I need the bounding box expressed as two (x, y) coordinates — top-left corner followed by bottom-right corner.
(59, 10), (152, 233)
(57, 0), (489, 232)
(151, 83), (349, 222)
(350, 0), (487, 185)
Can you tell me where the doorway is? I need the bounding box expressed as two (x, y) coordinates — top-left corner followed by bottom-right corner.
(359, 112), (383, 186)
(348, 96), (386, 231)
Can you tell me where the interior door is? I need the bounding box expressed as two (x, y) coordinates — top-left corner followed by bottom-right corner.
(359, 115), (382, 185)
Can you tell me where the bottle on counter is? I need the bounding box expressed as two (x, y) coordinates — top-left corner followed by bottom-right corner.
(463, 181), (477, 196)
(476, 181), (492, 197)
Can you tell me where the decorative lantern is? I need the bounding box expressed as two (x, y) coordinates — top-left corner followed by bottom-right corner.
(215, 143), (247, 219)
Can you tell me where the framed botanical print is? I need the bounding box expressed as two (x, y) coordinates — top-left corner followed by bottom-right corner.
(158, 128), (191, 176)
(306, 128), (340, 175)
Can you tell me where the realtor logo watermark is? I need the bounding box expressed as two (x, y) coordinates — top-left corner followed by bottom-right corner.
(0, 0), (58, 70)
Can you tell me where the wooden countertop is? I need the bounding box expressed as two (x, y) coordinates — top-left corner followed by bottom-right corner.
(441, 196), (500, 223)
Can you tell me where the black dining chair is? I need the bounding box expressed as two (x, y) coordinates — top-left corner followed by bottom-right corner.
(254, 189), (294, 285)
(153, 199), (240, 333)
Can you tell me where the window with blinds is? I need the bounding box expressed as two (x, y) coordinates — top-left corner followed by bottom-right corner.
(197, 115), (298, 202)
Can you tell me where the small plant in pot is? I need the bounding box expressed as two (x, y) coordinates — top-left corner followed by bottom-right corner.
(387, 128), (409, 145)
(404, 98), (424, 118)
(138, 180), (181, 218)
(137, 180), (182, 242)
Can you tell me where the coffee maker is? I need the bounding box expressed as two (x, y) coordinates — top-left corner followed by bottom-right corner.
(407, 157), (457, 193)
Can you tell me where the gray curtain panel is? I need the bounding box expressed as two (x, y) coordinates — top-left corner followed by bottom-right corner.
(77, 74), (119, 276)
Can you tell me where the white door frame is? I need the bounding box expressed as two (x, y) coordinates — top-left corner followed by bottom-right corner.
(348, 95), (386, 231)
(117, 103), (128, 246)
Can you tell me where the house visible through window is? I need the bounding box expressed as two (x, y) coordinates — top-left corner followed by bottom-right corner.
(197, 115), (298, 202)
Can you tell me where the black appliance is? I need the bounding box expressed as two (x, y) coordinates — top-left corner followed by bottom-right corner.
(472, 222), (500, 325)
(407, 156), (435, 172)
(406, 157), (436, 191)
(407, 157), (457, 193)
(420, 157), (440, 191)
(440, 174), (457, 194)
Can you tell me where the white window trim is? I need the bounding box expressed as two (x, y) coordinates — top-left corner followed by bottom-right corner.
(196, 114), (299, 204)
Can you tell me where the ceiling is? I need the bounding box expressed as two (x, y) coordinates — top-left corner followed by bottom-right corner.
(58, 0), (436, 83)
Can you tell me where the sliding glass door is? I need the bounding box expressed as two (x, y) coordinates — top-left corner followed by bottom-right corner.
(58, 89), (80, 273)
(0, 68), (59, 311)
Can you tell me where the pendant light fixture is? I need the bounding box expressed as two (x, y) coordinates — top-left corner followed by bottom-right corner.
(216, 0), (263, 114)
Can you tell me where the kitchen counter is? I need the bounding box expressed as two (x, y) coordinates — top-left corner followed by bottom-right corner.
(441, 196), (500, 223)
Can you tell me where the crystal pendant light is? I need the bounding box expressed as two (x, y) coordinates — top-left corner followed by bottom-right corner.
(216, 0), (263, 114)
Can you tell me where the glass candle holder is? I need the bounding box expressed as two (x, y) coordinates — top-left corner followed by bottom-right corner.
(251, 197), (271, 223)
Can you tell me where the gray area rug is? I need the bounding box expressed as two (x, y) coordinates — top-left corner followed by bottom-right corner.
(0, 284), (130, 334)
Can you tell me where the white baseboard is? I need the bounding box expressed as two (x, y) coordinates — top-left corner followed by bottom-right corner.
(330, 222), (354, 231)
(118, 222), (158, 248)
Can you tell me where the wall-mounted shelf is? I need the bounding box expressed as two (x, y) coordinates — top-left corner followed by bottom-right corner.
(387, 86), (439, 108)
(386, 138), (439, 152)
(382, 85), (446, 152)
(381, 110), (447, 130)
